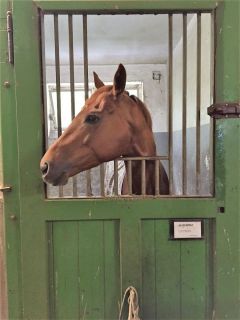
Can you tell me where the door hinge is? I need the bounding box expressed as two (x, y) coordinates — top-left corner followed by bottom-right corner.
(6, 10), (14, 64)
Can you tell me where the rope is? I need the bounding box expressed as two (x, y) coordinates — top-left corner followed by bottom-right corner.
(119, 286), (141, 320)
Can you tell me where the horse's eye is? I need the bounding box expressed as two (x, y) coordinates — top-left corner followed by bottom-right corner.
(85, 114), (100, 124)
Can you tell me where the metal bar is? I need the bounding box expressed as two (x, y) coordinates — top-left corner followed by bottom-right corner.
(100, 164), (105, 196)
(119, 156), (169, 161)
(53, 14), (62, 137)
(182, 13), (187, 195)
(155, 159), (160, 195)
(72, 177), (78, 197)
(127, 160), (133, 195)
(82, 14), (89, 100)
(68, 14), (75, 120)
(209, 11), (215, 196)
(59, 186), (63, 197)
(40, 13), (49, 151)
(82, 14), (92, 196)
(168, 13), (173, 195)
(196, 13), (201, 194)
(141, 159), (146, 195)
(68, 14), (78, 197)
(86, 170), (92, 196)
(54, 14), (63, 198)
(114, 160), (118, 195)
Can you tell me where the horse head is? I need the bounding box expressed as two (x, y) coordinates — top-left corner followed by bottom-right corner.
(40, 64), (155, 186)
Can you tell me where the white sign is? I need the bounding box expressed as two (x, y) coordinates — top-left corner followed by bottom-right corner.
(173, 221), (202, 239)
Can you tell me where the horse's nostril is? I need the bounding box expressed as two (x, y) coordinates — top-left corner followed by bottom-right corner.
(40, 162), (49, 176)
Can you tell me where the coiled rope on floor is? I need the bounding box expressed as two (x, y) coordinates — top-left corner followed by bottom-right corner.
(119, 286), (141, 320)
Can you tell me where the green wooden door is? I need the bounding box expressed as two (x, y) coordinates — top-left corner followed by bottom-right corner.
(0, 1), (239, 319)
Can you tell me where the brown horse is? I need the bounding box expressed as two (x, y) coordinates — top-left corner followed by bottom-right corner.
(40, 64), (169, 195)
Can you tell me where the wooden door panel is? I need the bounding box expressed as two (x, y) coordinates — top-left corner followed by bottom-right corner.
(48, 220), (120, 319)
(141, 219), (213, 319)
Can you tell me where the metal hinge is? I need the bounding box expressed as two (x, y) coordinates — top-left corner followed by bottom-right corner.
(6, 10), (14, 64)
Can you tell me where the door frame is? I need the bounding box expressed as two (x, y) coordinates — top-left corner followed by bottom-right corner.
(0, 0), (239, 319)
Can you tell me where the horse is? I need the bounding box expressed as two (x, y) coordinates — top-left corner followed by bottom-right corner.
(40, 64), (169, 195)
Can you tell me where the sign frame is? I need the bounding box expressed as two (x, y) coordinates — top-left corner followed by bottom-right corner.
(169, 219), (204, 240)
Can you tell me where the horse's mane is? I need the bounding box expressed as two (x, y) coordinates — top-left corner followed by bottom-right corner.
(129, 95), (153, 130)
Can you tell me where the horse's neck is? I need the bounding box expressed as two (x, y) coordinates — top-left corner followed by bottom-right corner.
(131, 128), (156, 157)
(125, 129), (157, 195)
(131, 160), (156, 195)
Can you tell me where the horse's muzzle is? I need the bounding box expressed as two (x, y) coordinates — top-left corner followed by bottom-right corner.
(40, 160), (68, 186)
(40, 161), (49, 176)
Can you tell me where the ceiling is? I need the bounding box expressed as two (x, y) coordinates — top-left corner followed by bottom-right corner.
(43, 13), (194, 66)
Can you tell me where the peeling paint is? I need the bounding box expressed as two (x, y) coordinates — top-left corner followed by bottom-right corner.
(82, 302), (87, 319)
(223, 228), (232, 256)
(94, 265), (100, 279)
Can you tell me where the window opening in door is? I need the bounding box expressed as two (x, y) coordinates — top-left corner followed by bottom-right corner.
(41, 12), (214, 198)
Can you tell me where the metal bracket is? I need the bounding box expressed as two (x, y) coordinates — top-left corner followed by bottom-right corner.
(0, 185), (12, 192)
(7, 11), (14, 64)
(208, 102), (240, 119)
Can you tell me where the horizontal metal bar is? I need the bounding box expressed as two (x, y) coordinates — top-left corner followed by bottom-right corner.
(36, 1), (217, 13)
(119, 156), (169, 161)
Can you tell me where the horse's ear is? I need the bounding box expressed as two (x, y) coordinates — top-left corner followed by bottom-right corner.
(93, 71), (105, 89)
(113, 64), (126, 96)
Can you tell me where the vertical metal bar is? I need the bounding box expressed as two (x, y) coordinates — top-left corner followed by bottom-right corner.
(127, 160), (132, 195)
(54, 14), (63, 198)
(168, 14), (173, 195)
(82, 14), (91, 196)
(114, 160), (118, 195)
(100, 164), (105, 197)
(155, 159), (160, 195)
(40, 13), (49, 149)
(82, 14), (89, 100)
(141, 159), (146, 195)
(196, 13), (201, 194)
(40, 13), (51, 199)
(68, 14), (77, 197)
(182, 13), (187, 195)
(68, 14), (75, 120)
(85, 171), (91, 197)
(209, 12), (215, 196)
(53, 14), (62, 137)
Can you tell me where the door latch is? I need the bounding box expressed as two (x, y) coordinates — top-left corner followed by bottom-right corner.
(0, 185), (12, 192)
